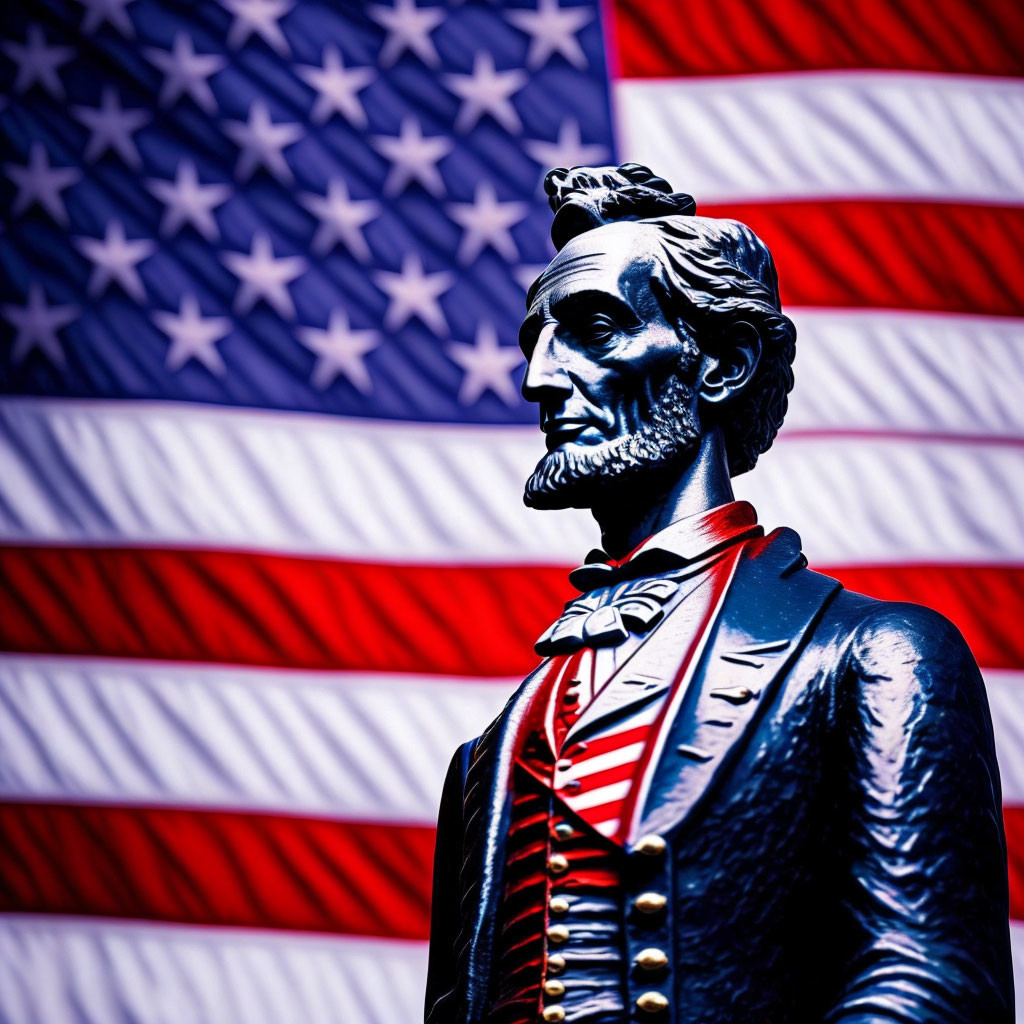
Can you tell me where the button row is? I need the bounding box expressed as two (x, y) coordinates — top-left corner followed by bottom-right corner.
(539, 830), (673, 1020)
(540, 992), (670, 1019)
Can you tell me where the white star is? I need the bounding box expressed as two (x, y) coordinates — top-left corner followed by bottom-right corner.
(73, 87), (149, 168)
(221, 0), (293, 56)
(446, 321), (522, 406)
(1, 25), (74, 100)
(75, 220), (155, 302)
(296, 309), (379, 393)
(223, 100), (303, 184)
(5, 142), (81, 225)
(296, 45), (374, 127)
(374, 252), (453, 336)
(372, 117), (451, 197)
(222, 233), (306, 319)
(147, 160), (231, 240)
(76, 0), (137, 38)
(444, 51), (526, 134)
(2, 283), (78, 367)
(299, 179), (379, 260)
(514, 263), (548, 293)
(151, 294), (232, 375)
(507, 0), (591, 70)
(369, 0), (444, 68)
(145, 32), (226, 113)
(447, 181), (528, 264)
(525, 118), (609, 175)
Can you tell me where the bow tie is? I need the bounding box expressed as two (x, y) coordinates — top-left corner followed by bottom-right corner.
(567, 546), (693, 593)
(535, 574), (681, 657)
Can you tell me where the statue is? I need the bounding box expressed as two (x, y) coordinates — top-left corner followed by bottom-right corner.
(424, 164), (1013, 1023)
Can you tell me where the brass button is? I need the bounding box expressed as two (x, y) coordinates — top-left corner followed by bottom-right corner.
(546, 953), (566, 975)
(546, 924), (570, 945)
(543, 979), (565, 998)
(552, 822), (574, 841)
(541, 1007), (566, 1023)
(634, 891), (667, 914)
(547, 853), (569, 875)
(635, 834), (666, 856)
(548, 896), (570, 915)
(636, 991), (669, 1013)
(634, 947), (669, 971)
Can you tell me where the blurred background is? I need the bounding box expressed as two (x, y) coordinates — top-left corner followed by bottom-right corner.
(1, 0), (1022, 1021)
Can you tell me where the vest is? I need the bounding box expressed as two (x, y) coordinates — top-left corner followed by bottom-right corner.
(490, 555), (742, 1022)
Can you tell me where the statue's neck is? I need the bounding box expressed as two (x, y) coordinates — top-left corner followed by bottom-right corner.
(591, 429), (735, 559)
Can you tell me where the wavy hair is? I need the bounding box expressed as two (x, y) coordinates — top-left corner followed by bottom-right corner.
(645, 215), (796, 476)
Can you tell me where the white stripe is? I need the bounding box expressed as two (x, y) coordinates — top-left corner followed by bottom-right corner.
(737, 436), (1024, 567)
(1, 397), (1023, 566)
(0, 914), (1020, 1024)
(0, 915), (426, 1024)
(784, 311), (1024, 438)
(614, 72), (1024, 204)
(565, 778), (632, 812)
(563, 741), (646, 781)
(0, 396), (591, 562)
(984, 671), (1024, 806)
(1014, 921), (1024, 1022)
(0, 655), (512, 823)
(4, 656), (1019, 816)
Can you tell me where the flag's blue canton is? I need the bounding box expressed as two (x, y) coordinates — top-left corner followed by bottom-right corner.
(0, 0), (615, 424)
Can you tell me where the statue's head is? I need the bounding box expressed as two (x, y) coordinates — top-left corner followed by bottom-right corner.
(520, 162), (796, 511)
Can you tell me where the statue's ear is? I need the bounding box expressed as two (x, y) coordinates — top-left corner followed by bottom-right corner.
(699, 321), (761, 405)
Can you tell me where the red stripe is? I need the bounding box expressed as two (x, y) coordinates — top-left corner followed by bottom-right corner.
(571, 725), (651, 760)
(572, 759), (638, 793)
(2, 796), (1016, 934)
(822, 564), (1024, 672)
(700, 201), (1024, 317)
(0, 545), (571, 677)
(1, 546), (1020, 672)
(610, 0), (1024, 78)
(1005, 806), (1024, 920)
(0, 802), (433, 939)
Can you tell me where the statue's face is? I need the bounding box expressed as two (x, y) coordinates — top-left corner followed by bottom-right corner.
(519, 222), (704, 509)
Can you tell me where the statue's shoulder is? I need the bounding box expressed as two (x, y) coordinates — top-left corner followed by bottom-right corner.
(746, 525), (982, 701)
(805, 569), (982, 705)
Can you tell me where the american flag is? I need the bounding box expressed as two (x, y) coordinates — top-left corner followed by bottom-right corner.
(1, 0), (1022, 1020)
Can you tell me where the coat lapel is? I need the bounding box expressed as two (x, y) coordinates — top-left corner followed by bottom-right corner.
(632, 528), (841, 843)
(457, 656), (555, 1024)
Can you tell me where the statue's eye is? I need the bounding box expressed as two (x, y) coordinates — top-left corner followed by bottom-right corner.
(581, 313), (617, 345)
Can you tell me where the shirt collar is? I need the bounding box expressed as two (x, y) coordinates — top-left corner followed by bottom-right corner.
(568, 501), (762, 592)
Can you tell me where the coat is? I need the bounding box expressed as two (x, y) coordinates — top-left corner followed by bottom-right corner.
(424, 527), (1013, 1023)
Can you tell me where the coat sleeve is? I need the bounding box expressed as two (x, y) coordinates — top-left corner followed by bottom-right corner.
(424, 740), (475, 1024)
(826, 603), (1014, 1022)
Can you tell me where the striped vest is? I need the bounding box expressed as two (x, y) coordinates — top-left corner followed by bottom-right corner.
(489, 522), (747, 1023)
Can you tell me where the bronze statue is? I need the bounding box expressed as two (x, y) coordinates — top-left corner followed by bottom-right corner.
(425, 164), (1013, 1023)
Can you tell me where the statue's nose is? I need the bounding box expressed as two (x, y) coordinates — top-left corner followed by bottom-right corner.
(522, 326), (571, 402)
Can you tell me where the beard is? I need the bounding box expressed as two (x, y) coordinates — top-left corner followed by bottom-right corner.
(523, 366), (702, 510)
